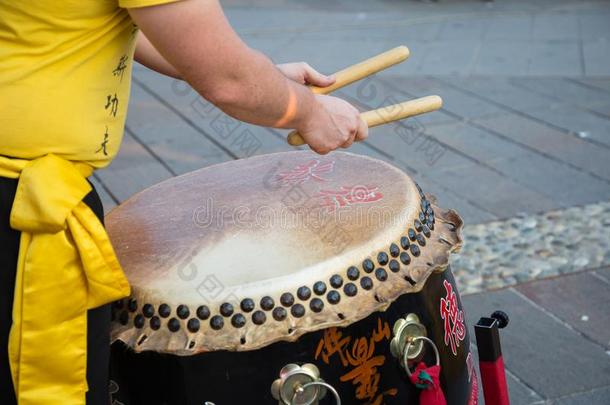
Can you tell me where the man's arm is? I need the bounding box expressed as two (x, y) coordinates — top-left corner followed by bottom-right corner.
(134, 32), (182, 79)
(135, 34), (336, 87)
(127, 0), (367, 154)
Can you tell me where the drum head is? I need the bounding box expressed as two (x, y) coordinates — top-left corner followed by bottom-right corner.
(107, 151), (462, 354)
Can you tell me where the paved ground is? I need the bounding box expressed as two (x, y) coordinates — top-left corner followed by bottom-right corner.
(97, 0), (610, 403)
(464, 268), (610, 404)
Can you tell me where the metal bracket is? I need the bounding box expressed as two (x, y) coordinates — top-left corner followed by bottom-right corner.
(271, 363), (341, 405)
(390, 313), (428, 367)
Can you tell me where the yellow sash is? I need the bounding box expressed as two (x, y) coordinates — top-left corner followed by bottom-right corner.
(0, 154), (130, 405)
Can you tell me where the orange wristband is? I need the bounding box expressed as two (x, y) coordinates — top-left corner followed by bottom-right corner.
(273, 86), (298, 128)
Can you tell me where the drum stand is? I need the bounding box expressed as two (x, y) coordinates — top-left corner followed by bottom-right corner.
(474, 311), (511, 405)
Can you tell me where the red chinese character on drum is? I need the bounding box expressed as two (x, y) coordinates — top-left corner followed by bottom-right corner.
(440, 279), (466, 356)
(275, 159), (335, 185)
(466, 352), (475, 383)
(317, 185), (383, 212)
(466, 352), (479, 405)
(468, 372), (479, 405)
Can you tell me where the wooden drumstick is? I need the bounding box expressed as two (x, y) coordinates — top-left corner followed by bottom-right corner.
(309, 46), (410, 95)
(287, 95), (443, 147)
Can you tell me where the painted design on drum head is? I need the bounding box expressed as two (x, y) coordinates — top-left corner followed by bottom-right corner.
(109, 380), (125, 405)
(275, 159), (335, 185)
(440, 280), (466, 356)
(315, 318), (398, 404)
(317, 185), (383, 212)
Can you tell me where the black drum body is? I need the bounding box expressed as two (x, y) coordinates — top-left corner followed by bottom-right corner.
(110, 268), (476, 405)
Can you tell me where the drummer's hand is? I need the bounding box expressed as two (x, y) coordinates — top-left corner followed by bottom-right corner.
(276, 62), (336, 87)
(298, 94), (368, 155)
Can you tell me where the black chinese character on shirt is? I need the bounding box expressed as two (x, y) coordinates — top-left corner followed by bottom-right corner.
(105, 94), (119, 117)
(112, 55), (128, 81)
(96, 126), (109, 156)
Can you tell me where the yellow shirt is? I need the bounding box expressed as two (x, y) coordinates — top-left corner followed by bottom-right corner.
(0, 1), (180, 404)
(0, 0), (178, 169)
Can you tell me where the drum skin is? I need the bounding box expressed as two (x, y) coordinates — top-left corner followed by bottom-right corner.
(109, 267), (475, 405)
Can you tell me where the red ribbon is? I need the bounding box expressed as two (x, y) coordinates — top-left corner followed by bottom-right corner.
(410, 362), (447, 405)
